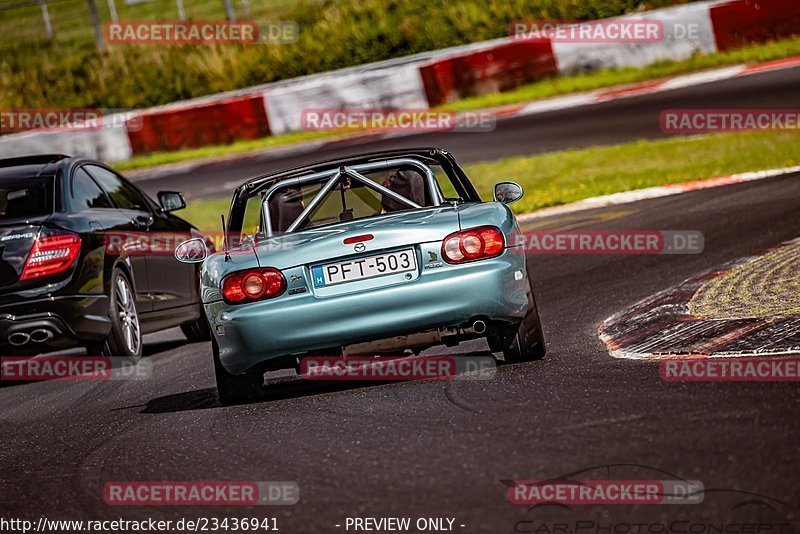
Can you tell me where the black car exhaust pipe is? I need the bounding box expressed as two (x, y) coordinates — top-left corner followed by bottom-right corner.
(30, 329), (54, 343)
(472, 320), (487, 335)
(8, 332), (31, 346)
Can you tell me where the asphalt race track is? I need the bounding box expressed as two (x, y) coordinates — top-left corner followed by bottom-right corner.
(2, 169), (799, 529)
(130, 66), (800, 201)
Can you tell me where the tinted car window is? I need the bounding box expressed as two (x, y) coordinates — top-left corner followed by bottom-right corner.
(71, 168), (113, 210)
(85, 165), (149, 212)
(0, 177), (53, 220)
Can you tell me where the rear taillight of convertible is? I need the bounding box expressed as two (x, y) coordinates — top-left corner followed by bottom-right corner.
(20, 233), (82, 281)
(441, 226), (505, 264)
(221, 267), (287, 305)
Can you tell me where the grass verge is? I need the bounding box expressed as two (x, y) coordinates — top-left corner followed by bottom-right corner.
(179, 131), (800, 232)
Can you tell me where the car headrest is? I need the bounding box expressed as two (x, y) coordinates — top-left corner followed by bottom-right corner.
(381, 167), (427, 212)
(270, 188), (305, 234)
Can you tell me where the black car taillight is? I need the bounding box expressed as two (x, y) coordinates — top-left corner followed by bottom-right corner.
(221, 268), (287, 304)
(441, 226), (505, 264)
(20, 233), (81, 281)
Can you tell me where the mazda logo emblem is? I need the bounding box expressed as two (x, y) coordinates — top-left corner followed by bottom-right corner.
(354, 243), (366, 252)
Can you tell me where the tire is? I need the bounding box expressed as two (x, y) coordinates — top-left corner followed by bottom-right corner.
(88, 268), (143, 362)
(497, 275), (546, 363)
(181, 312), (211, 343)
(213, 337), (264, 405)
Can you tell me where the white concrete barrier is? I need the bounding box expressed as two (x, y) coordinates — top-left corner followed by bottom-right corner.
(0, 119), (133, 162)
(263, 65), (429, 135)
(551, 2), (718, 75)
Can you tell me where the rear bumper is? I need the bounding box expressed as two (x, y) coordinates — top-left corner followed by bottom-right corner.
(209, 249), (527, 375)
(0, 295), (111, 352)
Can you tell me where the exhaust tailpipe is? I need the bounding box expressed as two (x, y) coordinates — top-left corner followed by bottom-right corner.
(30, 329), (54, 343)
(8, 332), (31, 346)
(343, 319), (492, 355)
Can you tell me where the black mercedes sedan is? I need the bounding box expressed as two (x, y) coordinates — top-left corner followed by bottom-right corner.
(0, 154), (210, 360)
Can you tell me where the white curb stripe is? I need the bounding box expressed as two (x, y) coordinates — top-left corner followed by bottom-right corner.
(518, 93), (600, 115)
(658, 65), (745, 90)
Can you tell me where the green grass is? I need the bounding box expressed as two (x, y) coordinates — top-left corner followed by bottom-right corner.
(467, 132), (800, 213)
(178, 132), (800, 232)
(179, 198), (233, 231)
(1, 0), (305, 55)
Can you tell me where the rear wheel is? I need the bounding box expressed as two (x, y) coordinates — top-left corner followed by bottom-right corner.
(495, 275), (546, 363)
(88, 268), (142, 362)
(213, 337), (265, 405)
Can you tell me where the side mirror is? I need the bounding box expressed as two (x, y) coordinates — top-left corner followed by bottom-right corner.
(158, 191), (186, 212)
(493, 182), (523, 205)
(175, 238), (208, 264)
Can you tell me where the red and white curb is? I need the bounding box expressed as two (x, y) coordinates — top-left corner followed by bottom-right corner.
(598, 238), (800, 361)
(517, 166), (800, 223)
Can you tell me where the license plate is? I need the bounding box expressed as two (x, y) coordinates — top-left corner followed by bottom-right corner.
(312, 249), (417, 287)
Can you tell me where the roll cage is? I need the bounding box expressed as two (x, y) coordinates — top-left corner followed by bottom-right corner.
(227, 148), (480, 242)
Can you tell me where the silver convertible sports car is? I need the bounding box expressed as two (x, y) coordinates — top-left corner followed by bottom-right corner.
(177, 148), (545, 403)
